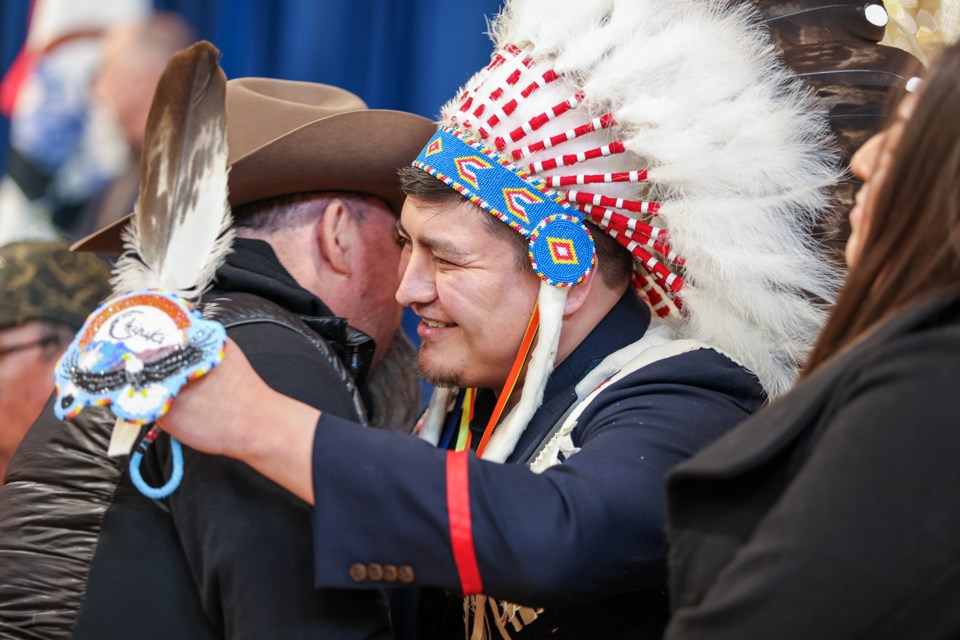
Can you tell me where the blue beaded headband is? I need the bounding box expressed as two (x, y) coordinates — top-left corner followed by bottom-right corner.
(413, 127), (595, 287)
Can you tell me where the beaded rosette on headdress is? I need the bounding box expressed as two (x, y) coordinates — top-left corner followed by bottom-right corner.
(415, 0), (845, 461)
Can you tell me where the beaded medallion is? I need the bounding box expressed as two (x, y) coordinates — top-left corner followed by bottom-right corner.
(54, 291), (226, 425)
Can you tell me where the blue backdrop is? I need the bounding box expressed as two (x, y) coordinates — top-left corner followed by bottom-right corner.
(0, 0), (503, 175)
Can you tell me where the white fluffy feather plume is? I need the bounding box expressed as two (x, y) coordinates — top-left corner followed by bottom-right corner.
(443, 0), (841, 397)
(112, 41), (233, 304)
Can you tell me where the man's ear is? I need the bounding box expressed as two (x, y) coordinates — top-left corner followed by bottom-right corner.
(562, 264), (597, 317)
(317, 199), (353, 276)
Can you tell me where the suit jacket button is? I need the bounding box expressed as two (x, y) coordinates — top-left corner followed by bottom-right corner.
(398, 565), (415, 584)
(383, 564), (398, 583)
(349, 563), (367, 582)
(367, 563), (384, 581)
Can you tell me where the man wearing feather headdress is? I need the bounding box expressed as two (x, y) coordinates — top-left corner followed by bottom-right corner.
(0, 60), (435, 638)
(151, 2), (915, 638)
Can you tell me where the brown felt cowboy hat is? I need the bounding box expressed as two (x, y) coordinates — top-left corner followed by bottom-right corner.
(74, 77), (436, 253)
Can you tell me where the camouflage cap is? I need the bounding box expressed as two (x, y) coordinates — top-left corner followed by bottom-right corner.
(0, 241), (112, 331)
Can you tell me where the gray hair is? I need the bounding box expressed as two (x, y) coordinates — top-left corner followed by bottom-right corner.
(232, 191), (385, 237)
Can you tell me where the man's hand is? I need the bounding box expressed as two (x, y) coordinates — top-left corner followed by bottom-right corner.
(158, 338), (261, 457)
(158, 337), (320, 504)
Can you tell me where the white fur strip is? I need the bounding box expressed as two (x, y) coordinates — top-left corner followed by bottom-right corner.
(482, 283), (567, 463)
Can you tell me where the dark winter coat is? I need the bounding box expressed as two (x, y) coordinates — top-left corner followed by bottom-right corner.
(666, 287), (960, 640)
(0, 239), (390, 639)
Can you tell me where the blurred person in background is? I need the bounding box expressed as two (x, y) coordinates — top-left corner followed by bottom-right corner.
(0, 240), (110, 481)
(69, 12), (196, 239)
(0, 0), (150, 244)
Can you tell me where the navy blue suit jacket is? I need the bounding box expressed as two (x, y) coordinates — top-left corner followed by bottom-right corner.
(310, 292), (765, 638)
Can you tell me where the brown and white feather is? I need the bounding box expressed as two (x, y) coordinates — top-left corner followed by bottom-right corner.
(113, 41), (233, 302)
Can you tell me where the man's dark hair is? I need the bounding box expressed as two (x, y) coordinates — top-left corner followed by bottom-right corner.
(398, 166), (633, 290)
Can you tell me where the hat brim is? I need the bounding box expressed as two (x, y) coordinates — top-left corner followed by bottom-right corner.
(74, 109), (436, 253)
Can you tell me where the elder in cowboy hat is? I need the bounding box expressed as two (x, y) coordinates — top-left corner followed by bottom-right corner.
(0, 68), (433, 637)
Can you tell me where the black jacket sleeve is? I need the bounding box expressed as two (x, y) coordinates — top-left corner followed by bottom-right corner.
(666, 331), (960, 640)
(309, 349), (760, 607)
(161, 322), (391, 639)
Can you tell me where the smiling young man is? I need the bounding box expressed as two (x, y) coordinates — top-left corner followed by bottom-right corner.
(396, 177), (634, 398)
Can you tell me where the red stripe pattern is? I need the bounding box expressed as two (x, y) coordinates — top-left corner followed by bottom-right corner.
(446, 450), (483, 595)
(445, 42), (690, 320)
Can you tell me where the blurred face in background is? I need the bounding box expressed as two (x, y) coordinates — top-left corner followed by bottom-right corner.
(847, 93), (918, 268)
(92, 16), (194, 149)
(92, 25), (167, 148)
(93, 27), (159, 145)
(0, 322), (67, 481)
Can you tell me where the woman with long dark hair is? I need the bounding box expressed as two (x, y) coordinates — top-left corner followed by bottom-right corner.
(665, 41), (960, 640)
